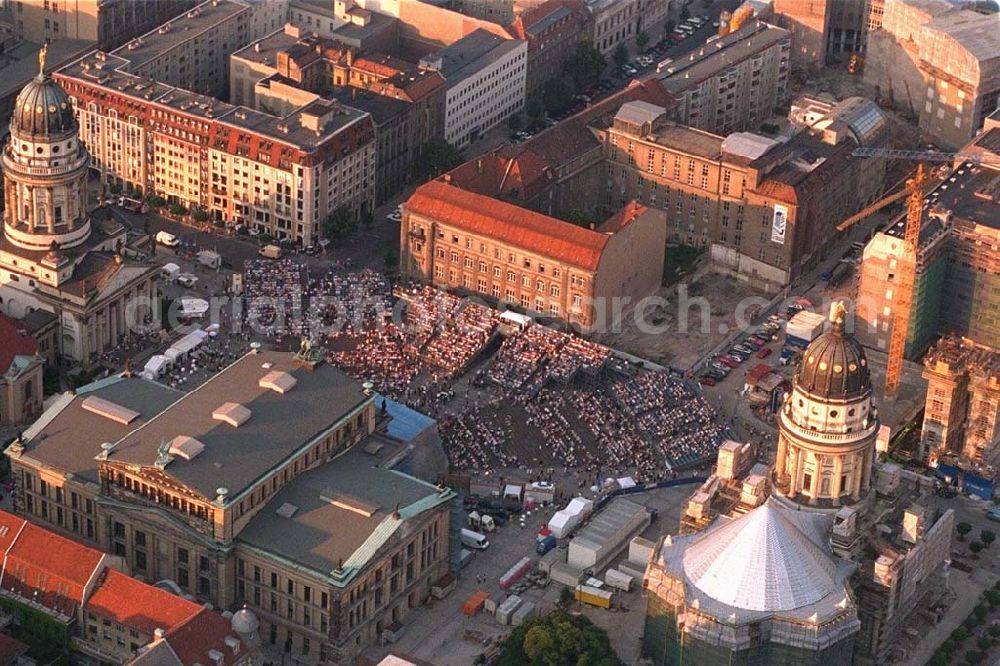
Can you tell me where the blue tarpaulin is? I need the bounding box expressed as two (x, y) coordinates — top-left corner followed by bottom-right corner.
(377, 394), (436, 442)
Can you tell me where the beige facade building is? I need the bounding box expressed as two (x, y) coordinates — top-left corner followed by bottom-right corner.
(588, 0), (671, 56)
(401, 178), (666, 331)
(656, 21), (790, 136)
(8, 0), (199, 51)
(864, 0), (1000, 149)
(1, 67), (159, 365)
(600, 97), (889, 289)
(921, 337), (1000, 465)
(508, 0), (594, 95)
(6, 350), (454, 664)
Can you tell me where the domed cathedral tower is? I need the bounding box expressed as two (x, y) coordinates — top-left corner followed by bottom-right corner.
(2, 49), (92, 253)
(773, 302), (880, 510)
(0, 48), (160, 365)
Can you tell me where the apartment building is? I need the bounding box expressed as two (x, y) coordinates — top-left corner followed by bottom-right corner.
(772, 0), (879, 66)
(9, 0), (199, 51)
(864, 0), (1000, 149)
(231, 24), (446, 204)
(422, 29), (526, 149)
(657, 21), (790, 136)
(856, 130), (1000, 355)
(599, 97), (889, 289)
(0, 313), (43, 427)
(114, 0), (287, 99)
(6, 350), (454, 664)
(57, 51), (376, 247)
(401, 178), (666, 331)
(0, 509), (255, 664)
(921, 337), (1000, 464)
(508, 0), (594, 95)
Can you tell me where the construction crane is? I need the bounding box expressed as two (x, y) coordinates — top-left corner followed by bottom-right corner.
(839, 147), (998, 397)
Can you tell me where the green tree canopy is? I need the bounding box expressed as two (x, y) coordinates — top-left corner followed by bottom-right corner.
(526, 94), (545, 121)
(322, 205), (358, 243)
(970, 541), (985, 555)
(981, 529), (995, 547)
(497, 610), (622, 666)
(957, 522), (972, 540)
(613, 43), (629, 68)
(542, 78), (574, 114)
(414, 139), (463, 181)
(636, 31), (650, 51)
(563, 43), (605, 90)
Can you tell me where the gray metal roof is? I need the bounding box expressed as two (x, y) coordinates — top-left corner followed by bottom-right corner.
(237, 439), (452, 582)
(108, 351), (371, 500)
(614, 101), (667, 127)
(17, 376), (184, 485)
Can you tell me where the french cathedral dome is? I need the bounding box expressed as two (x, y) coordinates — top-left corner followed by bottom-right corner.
(795, 306), (872, 402)
(12, 74), (77, 138)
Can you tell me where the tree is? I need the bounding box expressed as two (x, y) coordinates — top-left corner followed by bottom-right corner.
(559, 586), (575, 606)
(975, 604), (989, 620)
(665, 18), (676, 33)
(982, 529), (996, 548)
(987, 590), (1000, 607)
(613, 43), (629, 69)
(414, 139), (463, 181)
(169, 203), (187, 216)
(562, 43), (605, 91)
(965, 649), (984, 665)
(680, 6), (690, 21)
(929, 654), (950, 666)
(636, 31), (650, 52)
(497, 610), (622, 666)
(970, 541), (985, 555)
(957, 522), (972, 541)
(108, 182), (123, 195)
(192, 208), (208, 223)
(508, 113), (523, 133)
(542, 78), (573, 114)
(989, 624), (1000, 639)
(322, 205), (357, 243)
(977, 636), (992, 651)
(526, 94), (545, 121)
(952, 627), (971, 643)
(383, 249), (398, 279)
(561, 208), (596, 227)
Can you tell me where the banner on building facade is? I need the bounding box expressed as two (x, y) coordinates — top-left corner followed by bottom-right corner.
(771, 204), (788, 245)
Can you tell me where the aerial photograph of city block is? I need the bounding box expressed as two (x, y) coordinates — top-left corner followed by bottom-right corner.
(0, 0), (997, 664)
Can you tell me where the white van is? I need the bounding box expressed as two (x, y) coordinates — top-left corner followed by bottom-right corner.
(460, 528), (490, 550)
(155, 231), (179, 247)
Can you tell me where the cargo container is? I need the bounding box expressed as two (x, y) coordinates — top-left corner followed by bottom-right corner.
(785, 311), (825, 344)
(549, 561), (583, 586)
(604, 568), (633, 592)
(618, 561), (646, 582)
(462, 590), (489, 616)
(575, 584), (613, 609)
(197, 250), (222, 269)
(536, 535), (557, 555)
(496, 595), (523, 625)
(511, 601), (537, 627)
(431, 573), (457, 599)
(458, 548), (473, 569)
(628, 536), (655, 567)
(499, 556), (533, 590)
(567, 498), (650, 571)
(538, 547), (566, 575)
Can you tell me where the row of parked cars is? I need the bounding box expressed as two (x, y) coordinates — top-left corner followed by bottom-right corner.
(699, 314), (785, 386)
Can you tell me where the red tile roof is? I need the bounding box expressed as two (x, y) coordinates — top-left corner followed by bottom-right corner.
(163, 608), (247, 666)
(0, 633), (28, 666)
(407, 179), (610, 270)
(85, 570), (201, 637)
(0, 313), (39, 375)
(0, 513), (105, 618)
(599, 200), (648, 233)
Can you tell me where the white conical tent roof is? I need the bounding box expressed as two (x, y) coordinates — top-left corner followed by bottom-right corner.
(682, 503), (838, 612)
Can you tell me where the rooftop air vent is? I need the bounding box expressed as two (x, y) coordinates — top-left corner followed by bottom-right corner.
(320, 490), (379, 517)
(81, 396), (139, 425)
(212, 402), (251, 427)
(259, 370), (296, 394)
(275, 502), (298, 518)
(168, 436), (205, 461)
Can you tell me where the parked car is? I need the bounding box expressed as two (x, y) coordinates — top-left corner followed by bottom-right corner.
(718, 356), (740, 368)
(757, 347), (774, 359)
(987, 508), (1000, 522)
(699, 375), (717, 386)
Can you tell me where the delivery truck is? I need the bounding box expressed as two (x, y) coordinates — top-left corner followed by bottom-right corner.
(460, 528), (489, 550)
(575, 584), (613, 609)
(259, 244), (283, 259)
(197, 250), (222, 269)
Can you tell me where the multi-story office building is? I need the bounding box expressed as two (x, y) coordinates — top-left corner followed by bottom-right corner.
(856, 129), (1000, 356)
(230, 23), (446, 204)
(772, 0), (880, 66)
(508, 0), (594, 95)
(57, 49), (376, 247)
(400, 178), (666, 331)
(422, 29), (526, 149)
(864, 0), (1000, 149)
(599, 97), (889, 289)
(0, 509), (257, 664)
(921, 337), (1000, 464)
(6, 350), (454, 664)
(8, 0), (199, 51)
(656, 21), (790, 136)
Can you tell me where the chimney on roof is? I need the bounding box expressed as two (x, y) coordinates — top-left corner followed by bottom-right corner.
(477, 158), (483, 174)
(392, 503), (400, 519)
(254, 42), (260, 53)
(443, 174), (451, 183)
(153, 627), (166, 641)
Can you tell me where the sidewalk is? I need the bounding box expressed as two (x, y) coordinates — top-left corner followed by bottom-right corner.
(903, 568), (996, 666)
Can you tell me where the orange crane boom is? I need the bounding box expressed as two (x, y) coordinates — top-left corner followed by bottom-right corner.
(883, 164), (925, 398)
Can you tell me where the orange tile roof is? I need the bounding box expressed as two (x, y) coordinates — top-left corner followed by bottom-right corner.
(0, 513), (105, 618)
(407, 179), (610, 271)
(599, 200), (648, 233)
(163, 608), (248, 666)
(85, 570), (201, 636)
